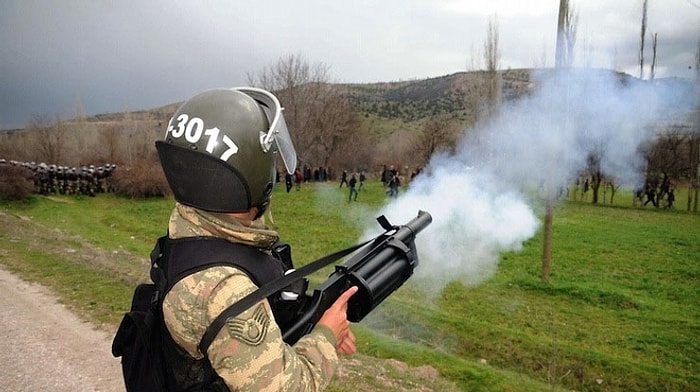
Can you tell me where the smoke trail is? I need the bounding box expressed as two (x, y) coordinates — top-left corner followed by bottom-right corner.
(372, 69), (698, 293)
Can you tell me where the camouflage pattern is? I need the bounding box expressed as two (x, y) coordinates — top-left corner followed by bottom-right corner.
(162, 203), (339, 391)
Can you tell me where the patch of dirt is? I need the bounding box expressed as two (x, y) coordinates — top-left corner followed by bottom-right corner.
(0, 266), (124, 391)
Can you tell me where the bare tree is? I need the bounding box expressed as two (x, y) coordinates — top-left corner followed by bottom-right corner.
(585, 143), (605, 204)
(466, 43), (481, 71)
(413, 115), (458, 164)
(121, 110), (157, 164)
(304, 87), (364, 169)
(640, 131), (696, 208)
(564, 5), (578, 67)
(639, 0), (648, 79)
(694, 35), (700, 211)
(555, 0), (577, 68)
(543, 0), (577, 283)
(247, 53), (330, 144)
(650, 33), (658, 80)
(99, 125), (121, 164)
(483, 14), (501, 121)
(696, 34), (700, 75)
(248, 53), (370, 170)
(26, 114), (67, 163)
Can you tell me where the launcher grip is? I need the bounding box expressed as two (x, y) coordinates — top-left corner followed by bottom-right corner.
(282, 210), (432, 345)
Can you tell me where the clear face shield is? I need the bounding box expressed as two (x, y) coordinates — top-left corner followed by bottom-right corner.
(234, 87), (298, 175)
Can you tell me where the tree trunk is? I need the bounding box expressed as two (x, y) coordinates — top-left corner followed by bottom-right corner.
(542, 197), (553, 283)
(543, 0), (570, 283)
(554, 0), (567, 68)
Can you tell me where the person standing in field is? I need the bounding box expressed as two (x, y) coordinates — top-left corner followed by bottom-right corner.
(348, 173), (358, 202)
(339, 170), (348, 188)
(294, 167), (303, 191)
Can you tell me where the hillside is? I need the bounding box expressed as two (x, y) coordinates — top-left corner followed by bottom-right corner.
(70, 67), (695, 132)
(2, 68), (695, 174)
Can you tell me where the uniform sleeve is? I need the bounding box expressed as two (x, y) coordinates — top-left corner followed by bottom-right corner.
(163, 266), (340, 392)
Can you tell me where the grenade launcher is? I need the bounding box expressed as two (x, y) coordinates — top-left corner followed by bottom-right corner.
(283, 210), (432, 345)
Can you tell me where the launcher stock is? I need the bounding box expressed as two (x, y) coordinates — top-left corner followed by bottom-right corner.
(283, 210), (432, 345)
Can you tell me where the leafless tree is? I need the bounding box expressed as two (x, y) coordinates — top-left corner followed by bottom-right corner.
(694, 35), (700, 211)
(100, 125), (122, 164)
(555, 0), (578, 68)
(26, 114), (67, 163)
(696, 35), (700, 74)
(248, 53), (370, 170)
(121, 110), (158, 164)
(639, 0), (648, 79)
(413, 115), (458, 164)
(466, 43), (481, 71)
(640, 131), (696, 208)
(584, 142), (605, 204)
(543, 0), (578, 283)
(650, 33), (658, 80)
(304, 86), (364, 169)
(482, 14), (501, 121)
(564, 5), (578, 67)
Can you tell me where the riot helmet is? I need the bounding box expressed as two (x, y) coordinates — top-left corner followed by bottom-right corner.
(156, 87), (297, 214)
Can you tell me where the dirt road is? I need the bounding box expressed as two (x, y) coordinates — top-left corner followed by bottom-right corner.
(0, 267), (125, 392)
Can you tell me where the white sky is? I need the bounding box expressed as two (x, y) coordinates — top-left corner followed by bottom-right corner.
(1, 0), (698, 129)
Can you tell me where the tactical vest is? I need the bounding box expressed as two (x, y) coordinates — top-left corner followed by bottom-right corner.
(152, 235), (307, 391)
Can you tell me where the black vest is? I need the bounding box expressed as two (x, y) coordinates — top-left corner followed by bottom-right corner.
(152, 236), (305, 392)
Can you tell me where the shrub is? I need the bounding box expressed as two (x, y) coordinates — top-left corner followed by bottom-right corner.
(111, 159), (171, 198)
(0, 164), (34, 201)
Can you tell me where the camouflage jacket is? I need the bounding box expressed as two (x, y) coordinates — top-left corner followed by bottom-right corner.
(162, 203), (339, 391)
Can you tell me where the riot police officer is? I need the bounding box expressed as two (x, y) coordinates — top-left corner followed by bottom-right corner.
(151, 87), (357, 391)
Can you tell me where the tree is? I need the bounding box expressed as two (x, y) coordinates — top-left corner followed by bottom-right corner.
(482, 14), (501, 121)
(639, 0), (649, 79)
(413, 115), (458, 164)
(693, 35), (700, 212)
(640, 131), (695, 208)
(26, 114), (66, 163)
(304, 86), (364, 169)
(543, 0), (577, 283)
(468, 14), (502, 154)
(564, 4), (578, 67)
(650, 32), (658, 80)
(555, 0), (577, 68)
(100, 124), (121, 164)
(248, 53), (370, 170)
(585, 145), (604, 204)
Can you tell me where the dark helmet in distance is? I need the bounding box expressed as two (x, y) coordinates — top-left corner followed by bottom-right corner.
(156, 87), (297, 214)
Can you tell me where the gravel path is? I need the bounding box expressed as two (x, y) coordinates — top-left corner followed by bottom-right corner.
(0, 267), (125, 392)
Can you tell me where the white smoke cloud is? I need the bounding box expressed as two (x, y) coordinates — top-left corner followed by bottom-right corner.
(372, 69), (698, 293)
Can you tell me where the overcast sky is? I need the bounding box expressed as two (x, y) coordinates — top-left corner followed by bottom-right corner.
(1, 0), (698, 130)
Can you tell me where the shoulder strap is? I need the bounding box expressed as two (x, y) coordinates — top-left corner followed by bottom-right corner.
(150, 235), (284, 299)
(198, 239), (371, 355)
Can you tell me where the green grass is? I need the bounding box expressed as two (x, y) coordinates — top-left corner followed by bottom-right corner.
(0, 181), (698, 391)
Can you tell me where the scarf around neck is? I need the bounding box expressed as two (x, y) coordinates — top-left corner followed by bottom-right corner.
(168, 203), (279, 250)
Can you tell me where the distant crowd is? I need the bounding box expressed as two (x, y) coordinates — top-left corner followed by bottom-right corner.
(1, 159), (118, 197)
(634, 177), (676, 209)
(280, 163), (423, 202)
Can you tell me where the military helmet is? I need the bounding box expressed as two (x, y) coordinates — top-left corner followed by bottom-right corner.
(156, 87), (297, 213)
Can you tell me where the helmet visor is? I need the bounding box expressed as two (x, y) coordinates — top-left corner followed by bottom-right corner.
(235, 87), (297, 175)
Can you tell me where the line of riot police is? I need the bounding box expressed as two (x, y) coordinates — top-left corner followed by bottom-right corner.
(2, 159), (117, 197)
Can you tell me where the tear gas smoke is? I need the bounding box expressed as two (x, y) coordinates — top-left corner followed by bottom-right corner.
(370, 69), (698, 295)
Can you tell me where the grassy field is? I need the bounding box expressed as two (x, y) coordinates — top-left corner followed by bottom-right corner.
(0, 180), (697, 391)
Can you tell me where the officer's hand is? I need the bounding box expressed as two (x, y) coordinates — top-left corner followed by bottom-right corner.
(317, 286), (358, 355)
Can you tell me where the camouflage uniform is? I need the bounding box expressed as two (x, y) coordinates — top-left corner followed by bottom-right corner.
(162, 203), (339, 391)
